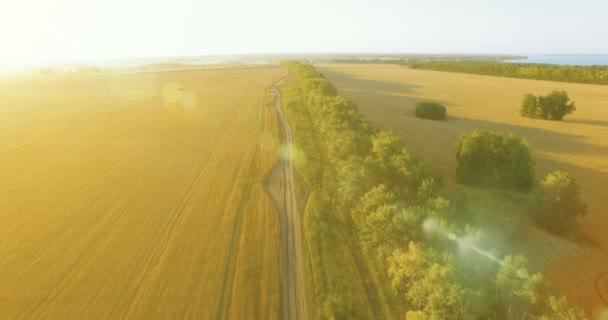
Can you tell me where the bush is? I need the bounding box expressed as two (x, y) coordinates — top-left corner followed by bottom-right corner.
(533, 171), (587, 235)
(456, 129), (534, 189)
(520, 91), (576, 120)
(415, 102), (446, 120)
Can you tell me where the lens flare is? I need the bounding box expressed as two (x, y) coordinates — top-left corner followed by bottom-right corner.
(159, 81), (200, 111)
(161, 81), (184, 110)
(181, 92), (198, 110)
(422, 217), (502, 265)
(280, 143), (306, 165)
(110, 78), (157, 102)
(422, 217), (439, 233)
(280, 144), (294, 160)
(457, 233), (476, 254)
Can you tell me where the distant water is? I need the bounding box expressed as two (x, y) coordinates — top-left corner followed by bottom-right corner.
(506, 55), (608, 66)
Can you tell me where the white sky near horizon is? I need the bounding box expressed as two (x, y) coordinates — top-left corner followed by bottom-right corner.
(1, 0), (607, 66)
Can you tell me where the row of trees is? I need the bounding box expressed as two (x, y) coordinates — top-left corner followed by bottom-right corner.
(408, 61), (608, 85)
(283, 62), (586, 319)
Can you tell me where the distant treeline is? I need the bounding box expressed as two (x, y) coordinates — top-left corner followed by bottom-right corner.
(408, 61), (608, 85)
(327, 55), (523, 65)
(328, 58), (405, 64)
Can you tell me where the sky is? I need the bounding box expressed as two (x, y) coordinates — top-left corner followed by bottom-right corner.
(1, 0), (607, 66)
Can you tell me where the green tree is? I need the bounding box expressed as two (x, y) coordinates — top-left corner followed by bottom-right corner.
(360, 204), (424, 261)
(521, 93), (539, 118)
(520, 91), (576, 120)
(456, 129), (534, 189)
(538, 91), (576, 120)
(388, 242), (469, 319)
(495, 255), (543, 318)
(351, 185), (396, 227)
(368, 131), (430, 201)
(536, 295), (586, 320)
(533, 171), (588, 235)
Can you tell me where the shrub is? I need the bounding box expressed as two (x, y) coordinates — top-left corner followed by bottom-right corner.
(455, 129), (534, 189)
(415, 102), (446, 120)
(520, 91), (576, 120)
(532, 171), (587, 235)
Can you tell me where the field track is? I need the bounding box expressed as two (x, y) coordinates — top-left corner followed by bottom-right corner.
(266, 87), (309, 320)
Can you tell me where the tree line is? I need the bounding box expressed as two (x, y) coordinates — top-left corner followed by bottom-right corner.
(408, 61), (608, 85)
(282, 62), (585, 319)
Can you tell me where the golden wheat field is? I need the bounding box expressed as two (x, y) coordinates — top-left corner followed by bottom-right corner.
(0, 66), (284, 319)
(317, 63), (608, 312)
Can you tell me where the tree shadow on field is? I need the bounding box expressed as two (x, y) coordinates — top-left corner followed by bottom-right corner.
(451, 116), (608, 158)
(319, 68), (421, 95)
(565, 118), (608, 127)
(318, 67), (444, 118)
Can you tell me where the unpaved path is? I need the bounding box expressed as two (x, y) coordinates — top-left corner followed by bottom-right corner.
(266, 87), (309, 320)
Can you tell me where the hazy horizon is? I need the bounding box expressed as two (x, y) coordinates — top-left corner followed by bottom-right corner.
(2, 0), (608, 67)
(7, 52), (608, 69)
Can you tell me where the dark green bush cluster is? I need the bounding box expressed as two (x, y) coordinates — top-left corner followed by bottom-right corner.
(456, 129), (534, 189)
(415, 102), (446, 120)
(520, 91), (576, 120)
(283, 62), (583, 319)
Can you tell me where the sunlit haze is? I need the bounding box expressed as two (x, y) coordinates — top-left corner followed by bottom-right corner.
(2, 0), (608, 66)
(2, 0), (608, 318)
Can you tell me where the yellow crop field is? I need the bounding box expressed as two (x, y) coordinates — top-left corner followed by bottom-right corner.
(317, 63), (608, 312)
(0, 67), (284, 319)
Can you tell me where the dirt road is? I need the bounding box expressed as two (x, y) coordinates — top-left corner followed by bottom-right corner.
(267, 87), (309, 320)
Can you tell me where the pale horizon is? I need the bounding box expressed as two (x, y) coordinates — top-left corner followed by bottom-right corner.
(2, 0), (608, 67)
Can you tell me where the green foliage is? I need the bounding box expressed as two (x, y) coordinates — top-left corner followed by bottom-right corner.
(367, 131), (430, 202)
(495, 255), (543, 318)
(360, 203), (443, 262)
(496, 255), (543, 303)
(536, 295), (586, 320)
(532, 171), (588, 235)
(521, 91), (576, 120)
(416, 178), (443, 204)
(388, 242), (468, 319)
(409, 61), (608, 85)
(521, 94), (539, 118)
(415, 102), (447, 120)
(351, 185), (397, 227)
(456, 129), (534, 189)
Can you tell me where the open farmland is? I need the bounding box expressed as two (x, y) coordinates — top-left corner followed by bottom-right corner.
(317, 64), (608, 313)
(0, 67), (284, 319)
